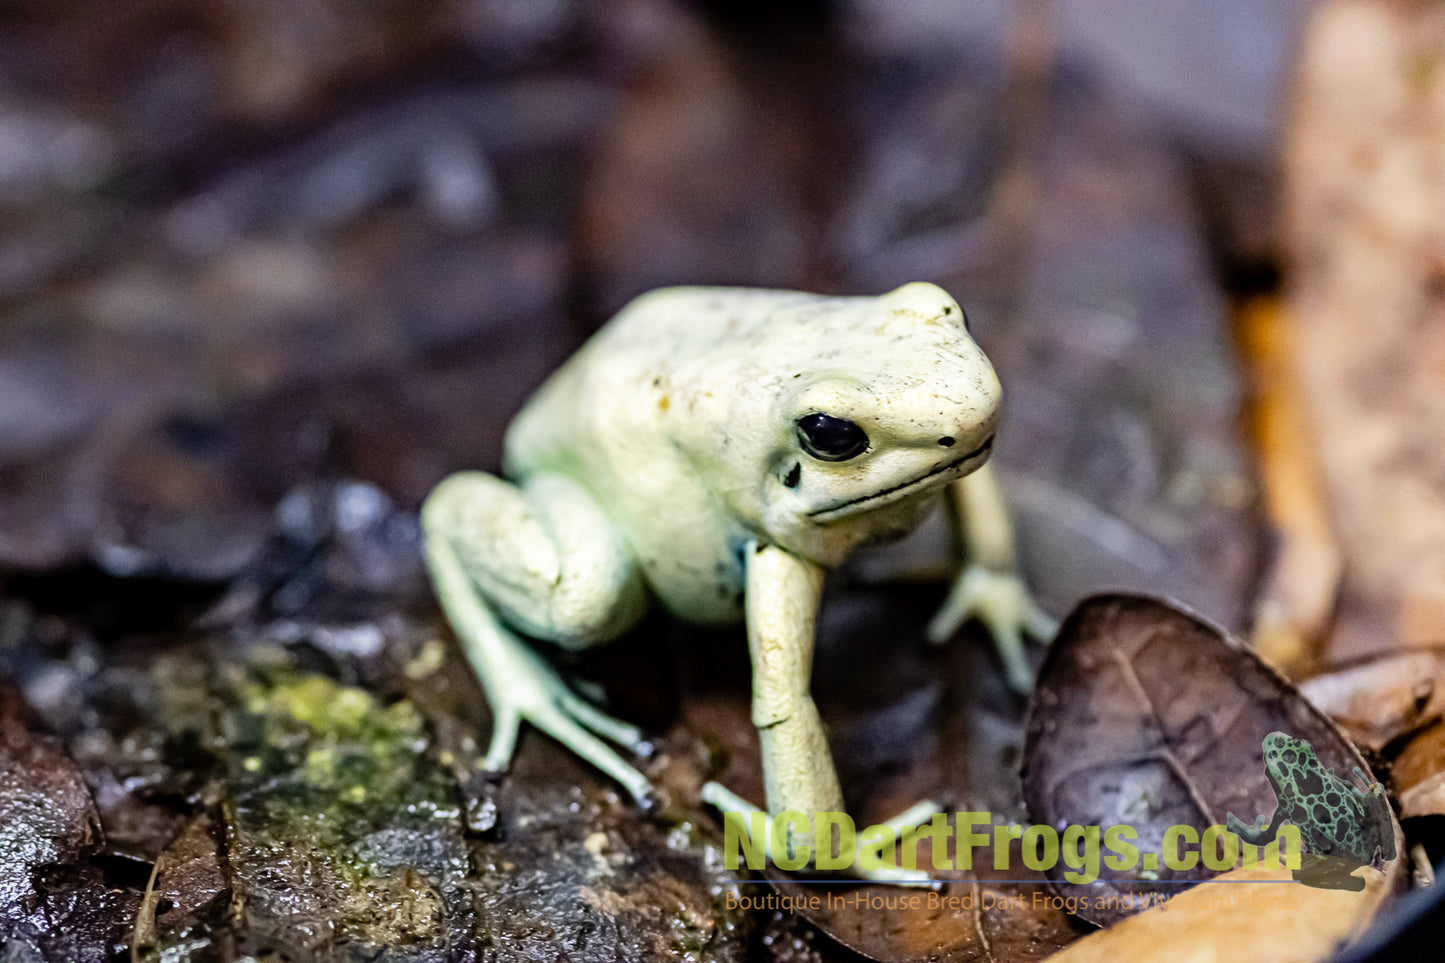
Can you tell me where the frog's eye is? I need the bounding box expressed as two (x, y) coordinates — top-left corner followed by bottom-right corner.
(796, 413), (869, 461)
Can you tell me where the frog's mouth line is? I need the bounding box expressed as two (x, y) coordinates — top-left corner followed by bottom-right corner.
(806, 435), (994, 523)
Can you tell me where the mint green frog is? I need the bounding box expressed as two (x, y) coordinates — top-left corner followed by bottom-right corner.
(421, 283), (1053, 881)
(1227, 732), (1395, 891)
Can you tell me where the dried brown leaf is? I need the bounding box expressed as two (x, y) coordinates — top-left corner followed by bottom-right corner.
(1299, 649), (1445, 752)
(767, 850), (1088, 963)
(1389, 722), (1445, 820)
(1042, 863), (1392, 963)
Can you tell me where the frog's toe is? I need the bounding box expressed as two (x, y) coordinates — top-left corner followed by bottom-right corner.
(995, 623), (1034, 694)
(1024, 600), (1059, 640)
(859, 864), (939, 887)
(556, 687), (651, 755)
(925, 566), (981, 644)
(479, 647), (654, 804)
(701, 781), (761, 817)
(878, 799), (944, 835)
(927, 567), (1054, 692)
(482, 706), (523, 772)
(531, 700), (654, 804)
(1225, 812), (1269, 843)
(863, 799), (945, 887)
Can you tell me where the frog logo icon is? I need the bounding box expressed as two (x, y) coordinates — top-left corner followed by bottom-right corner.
(1226, 732), (1395, 891)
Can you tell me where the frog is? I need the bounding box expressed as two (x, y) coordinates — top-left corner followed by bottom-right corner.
(1226, 731), (1395, 891)
(421, 282), (1054, 881)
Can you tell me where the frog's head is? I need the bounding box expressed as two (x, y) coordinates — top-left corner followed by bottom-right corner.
(752, 282), (1001, 559)
(1261, 731), (1320, 794)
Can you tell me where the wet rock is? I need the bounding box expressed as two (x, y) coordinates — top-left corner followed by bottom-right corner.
(0, 686), (138, 962)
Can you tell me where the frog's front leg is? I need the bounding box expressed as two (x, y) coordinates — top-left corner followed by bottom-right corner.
(743, 543), (842, 824)
(703, 542), (938, 884)
(1226, 809), (1284, 846)
(927, 462), (1056, 693)
(422, 471), (653, 804)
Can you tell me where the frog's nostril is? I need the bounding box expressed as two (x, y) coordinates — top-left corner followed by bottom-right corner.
(938, 436), (955, 447)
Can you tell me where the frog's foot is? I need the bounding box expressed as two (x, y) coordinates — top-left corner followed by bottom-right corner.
(926, 564), (1057, 693)
(479, 639), (654, 806)
(700, 782), (941, 886)
(424, 471), (656, 805)
(1225, 812), (1272, 846)
(1349, 766), (1382, 794)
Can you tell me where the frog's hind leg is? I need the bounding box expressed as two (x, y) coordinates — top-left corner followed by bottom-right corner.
(422, 471), (652, 803)
(428, 472), (648, 645)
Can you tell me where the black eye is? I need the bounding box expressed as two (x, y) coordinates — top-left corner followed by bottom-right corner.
(796, 413), (869, 461)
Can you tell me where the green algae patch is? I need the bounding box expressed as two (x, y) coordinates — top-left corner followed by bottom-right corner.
(231, 671), (439, 824)
(133, 647), (751, 962)
(248, 673), (378, 734)
(217, 668), (475, 958)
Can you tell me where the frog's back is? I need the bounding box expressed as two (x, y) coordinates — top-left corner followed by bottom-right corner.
(498, 283), (981, 622)
(500, 288), (829, 621)
(542, 288), (848, 403)
(1265, 735), (1387, 863)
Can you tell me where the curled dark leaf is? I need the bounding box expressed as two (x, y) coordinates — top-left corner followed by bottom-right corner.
(1022, 594), (1406, 926)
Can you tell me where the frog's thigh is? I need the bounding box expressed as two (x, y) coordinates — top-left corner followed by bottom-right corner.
(425, 471), (647, 648)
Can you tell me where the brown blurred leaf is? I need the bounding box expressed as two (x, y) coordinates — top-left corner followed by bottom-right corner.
(1299, 649), (1445, 752)
(1022, 594), (1406, 926)
(1236, 296), (1342, 672)
(1388, 722), (1445, 821)
(1286, 0), (1445, 659)
(947, 76), (1262, 636)
(1296, 649), (1445, 820)
(577, 1), (823, 316)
